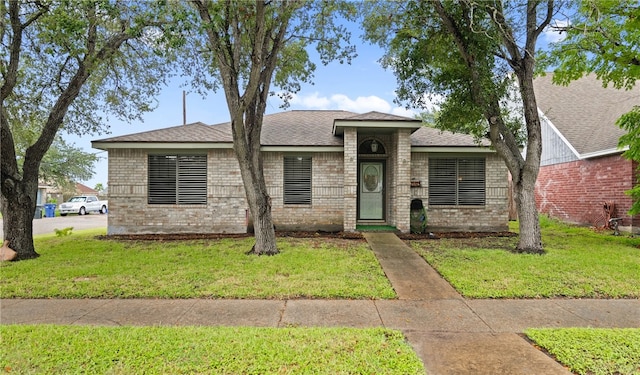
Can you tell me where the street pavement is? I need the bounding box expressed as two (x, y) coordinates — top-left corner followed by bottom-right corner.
(0, 214), (107, 238)
(1, 231), (639, 374)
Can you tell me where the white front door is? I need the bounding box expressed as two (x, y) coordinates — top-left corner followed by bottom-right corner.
(359, 162), (384, 220)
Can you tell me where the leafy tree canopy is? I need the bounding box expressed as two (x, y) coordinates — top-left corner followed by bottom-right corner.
(362, 1), (529, 145)
(1, 1), (178, 138)
(1, 0), (181, 259)
(179, 0), (357, 107)
(545, 0), (640, 89)
(363, 0), (556, 254)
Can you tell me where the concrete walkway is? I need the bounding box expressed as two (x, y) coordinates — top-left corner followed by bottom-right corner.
(2, 233), (639, 374)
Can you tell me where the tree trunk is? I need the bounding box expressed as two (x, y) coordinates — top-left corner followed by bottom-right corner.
(432, 0), (548, 254)
(513, 170), (543, 254)
(232, 111), (279, 256)
(1, 180), (39, 260)
(238, 151), (278, 256)
(513, 55), (544, 254)
(245, 182), (278, 256)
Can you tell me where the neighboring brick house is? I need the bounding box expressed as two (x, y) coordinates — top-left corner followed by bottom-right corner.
(533, 74), (640, 229)
(75, 182), (99, 196)
(92, 110), (509, 235)
(45, 182), (99, 204)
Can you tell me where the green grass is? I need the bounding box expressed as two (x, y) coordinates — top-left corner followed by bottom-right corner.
(410, 217), (640, 298)
(0, 325), (424, 374)
(526, 328), (640, 375)
(0, 229), (395, 299)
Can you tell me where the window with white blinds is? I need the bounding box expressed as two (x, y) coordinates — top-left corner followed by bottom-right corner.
(148, 154), (207, 205)
(283, 156), (312, 205)
(429, 157), (485, 206)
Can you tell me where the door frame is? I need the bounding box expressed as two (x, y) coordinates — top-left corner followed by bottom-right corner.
(357, 159), (386, 221)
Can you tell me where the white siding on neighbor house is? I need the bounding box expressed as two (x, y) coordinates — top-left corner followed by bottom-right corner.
(541, 117), (579, 166)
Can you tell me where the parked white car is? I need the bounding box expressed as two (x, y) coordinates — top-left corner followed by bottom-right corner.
(59, 195), (108, 216)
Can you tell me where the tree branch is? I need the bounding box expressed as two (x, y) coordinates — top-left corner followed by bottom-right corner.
(532, 0), (555, 41)
(1, 0), (24, 102)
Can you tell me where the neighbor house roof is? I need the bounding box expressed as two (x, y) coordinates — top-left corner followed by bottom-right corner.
(534, 74), (638, 157)
(92, 110), (484, 149)
(76, 183), (98, 195)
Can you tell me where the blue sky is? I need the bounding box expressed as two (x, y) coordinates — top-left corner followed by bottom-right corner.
(70, 22), (564, 189)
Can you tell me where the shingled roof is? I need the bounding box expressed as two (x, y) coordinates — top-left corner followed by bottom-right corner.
(260, 110), (352, 146)
(411, 126), (488, 147)
(93, 110), (482, 148)
(534, 74), (639, 156)
(93, 122), (229, 144)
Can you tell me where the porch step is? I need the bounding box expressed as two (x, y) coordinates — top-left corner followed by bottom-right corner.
(356, 224), (397, 232)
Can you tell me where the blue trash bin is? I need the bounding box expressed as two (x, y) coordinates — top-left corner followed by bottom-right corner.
(44, 203), (56, 218)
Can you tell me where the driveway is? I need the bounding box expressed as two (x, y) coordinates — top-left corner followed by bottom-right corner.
(0, 214), (108, 238)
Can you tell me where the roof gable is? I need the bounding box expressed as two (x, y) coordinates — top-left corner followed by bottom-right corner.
(332, 111), (422, 135)
(342, 111), (420, 122)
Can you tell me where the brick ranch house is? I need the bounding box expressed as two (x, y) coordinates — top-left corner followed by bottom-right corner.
(92, 110), (509, 235)
(533, 74), (640, 229)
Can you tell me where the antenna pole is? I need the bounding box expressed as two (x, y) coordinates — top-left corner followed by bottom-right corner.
(182, 91), (186, 125)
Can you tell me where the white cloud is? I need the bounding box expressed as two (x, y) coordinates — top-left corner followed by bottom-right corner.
(283, 92), (428, 119)
(542, 19), (569, 44)
(289, 92), (331, 109)
(329, 94), (391, 113)
(391, 107), (418, 118)
(288, 92), (395, 113)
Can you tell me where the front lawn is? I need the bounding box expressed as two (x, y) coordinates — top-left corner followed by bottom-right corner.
(0, 325), (424, 374)
(0, 230), (395, 299)
(411, 217), (640, 298)
(526, 328), (640, 375)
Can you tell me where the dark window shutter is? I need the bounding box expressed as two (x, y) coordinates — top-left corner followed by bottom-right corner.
(177, 155), (207, 204)
(428, 158), (457, 205)
(429, 157), (485, 206)
(148, 154), (207, 205)
(148, 155), (177, 204)
(458, 158), (485, 206)
(284, 156), (312, 205)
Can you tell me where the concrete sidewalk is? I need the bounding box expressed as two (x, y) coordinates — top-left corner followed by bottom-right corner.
(1, 232), (639, 374)
(2, 298), (637, 331)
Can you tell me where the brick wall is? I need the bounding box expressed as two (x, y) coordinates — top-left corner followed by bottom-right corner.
(107, 148), (246, 235)
(394, 129), (412, 232)
(266, 151), (344, 231)
(343, 128), (358, 231)
(107, 148), (345, 234)
(410, 152), (509, 232)
(536, 154), (639, 227)
(107, 145), (510, 235)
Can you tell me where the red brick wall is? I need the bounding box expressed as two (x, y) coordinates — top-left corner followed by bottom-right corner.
(535, 154), (640, 227)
